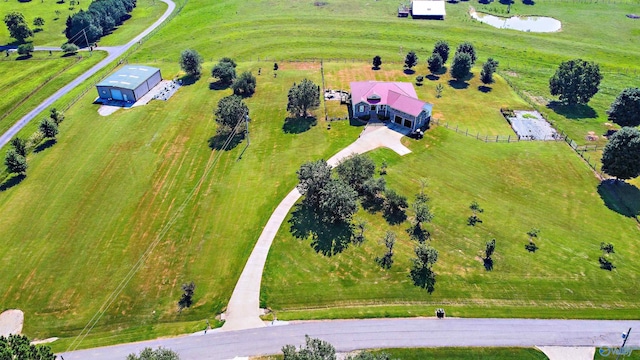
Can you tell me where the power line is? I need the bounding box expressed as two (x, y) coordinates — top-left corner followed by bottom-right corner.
(66, 120), (245, 352)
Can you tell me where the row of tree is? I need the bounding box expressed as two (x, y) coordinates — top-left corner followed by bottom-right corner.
(4, 108), (64, 179)
(64, 0), (136, 45)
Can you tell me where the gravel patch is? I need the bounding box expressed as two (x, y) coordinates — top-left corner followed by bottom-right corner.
(0, 309), (24, 336)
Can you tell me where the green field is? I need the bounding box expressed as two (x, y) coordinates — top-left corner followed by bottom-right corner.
(0, 0), (639, 351)
(0, 51), (106, 136)
(0, 61), (360, 350)
(0, 0), (166, 46)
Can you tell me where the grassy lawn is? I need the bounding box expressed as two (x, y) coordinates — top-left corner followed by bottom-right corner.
(0, 50), (106, 136)
(0, 0), (90, 46)
(129, 0), (639, 145)
(252, 347), (549, 360)
(0, 0), (166, 46)
(0, 0), (639, 350)
(376, 347), (549, 360)
(323, 62), (526, 136)
(262, 127), (640, 319)
(0, 61), (361, 350)
(95, 0), (168, 47)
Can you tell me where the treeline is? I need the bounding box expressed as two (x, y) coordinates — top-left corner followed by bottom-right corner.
(64, 0), (136, 46)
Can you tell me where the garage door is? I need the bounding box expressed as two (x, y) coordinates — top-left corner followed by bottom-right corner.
(110, 88), (123, 101)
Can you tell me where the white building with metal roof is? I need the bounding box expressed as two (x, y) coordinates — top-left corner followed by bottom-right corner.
(96, 65), (162, 103)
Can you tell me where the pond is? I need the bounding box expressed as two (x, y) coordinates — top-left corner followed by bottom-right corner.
(470, 9), (562, 32)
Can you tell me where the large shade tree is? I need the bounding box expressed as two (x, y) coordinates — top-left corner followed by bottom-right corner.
(5, 149), (27, 175)
(214, 95), (248, 134)
(0, 334), (55, 360)
(3, 12), (33, 42)
(607, 88), (640, 127)
(287, 79), (320, 117)
(232, 71), (257, 97)
(601, 127), (640, 180)
(297, 159), (332, 206)
(179, 49), (203, 77)
(549, 59), (602, 105)
(335, 153), (375, 193)
(211, 58), (237, 85)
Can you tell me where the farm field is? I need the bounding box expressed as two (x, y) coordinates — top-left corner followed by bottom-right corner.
(0, 0), (639, 351)
(0, 0), (166, 47)
(0, 61), (361, 351)
(0, 51), (106, 136)
(262, 123), (640, 320)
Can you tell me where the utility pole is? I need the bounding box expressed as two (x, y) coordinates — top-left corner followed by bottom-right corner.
(82, 29), (91, 57)
(616, 328), (632, 360)
(245, 114), (250, 146)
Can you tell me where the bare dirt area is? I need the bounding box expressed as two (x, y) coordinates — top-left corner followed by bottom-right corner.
(0, 309), (24, 336)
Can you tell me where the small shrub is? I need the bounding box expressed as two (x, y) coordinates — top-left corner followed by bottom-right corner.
(600, 242), (614, 254)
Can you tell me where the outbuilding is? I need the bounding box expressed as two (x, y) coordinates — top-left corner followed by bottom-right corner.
(96, 65), (162, 103)
(411, 0), (446, 20)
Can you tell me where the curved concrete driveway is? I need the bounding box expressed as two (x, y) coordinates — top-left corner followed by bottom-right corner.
(222, 125), (411, 331)
(0, 0), (176, 150)
(60, 318), (640, 360)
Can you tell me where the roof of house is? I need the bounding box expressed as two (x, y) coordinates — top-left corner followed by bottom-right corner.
(97, 65), (160, 90)
(351, 81), (430, 117)
(411, 0), (446, 16)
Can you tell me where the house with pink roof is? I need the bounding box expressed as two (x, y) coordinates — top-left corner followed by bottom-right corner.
(350, 81), (433, 132)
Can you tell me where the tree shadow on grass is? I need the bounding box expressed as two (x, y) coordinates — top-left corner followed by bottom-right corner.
(361, 195), (384, 213)
(478, 85), (492, 93)
(410, 267), (436, 293)
(597, 179), (640, 218)
(407, 225), (430, 242)
(403, 68), (416, 75)
(34, 138), (57, 153)
(522, 0), (535, 5)
(0, 174), (26, 191)
(209, 81), (230, 90)
(426, 74), (440, 81)
(282, 116), (317, 134)
(208, 131), (244, 151)
(372, 66), (380, 71)
(547, 101), (597, 119)
(383, 208), (407, 225)
(179, 74), (198, 86)
(289, 202), (353, 256)
(448, 80), (469, 90)
(16, 54), (33, 60)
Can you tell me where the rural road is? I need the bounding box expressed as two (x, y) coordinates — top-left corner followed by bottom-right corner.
(59, 318), (640, 359)
(0, 0), (176, 150)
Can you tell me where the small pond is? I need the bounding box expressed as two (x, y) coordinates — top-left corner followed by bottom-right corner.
(470, 9), (561, 32)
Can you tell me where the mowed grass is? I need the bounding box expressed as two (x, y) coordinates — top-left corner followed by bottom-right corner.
(253, 347), (549, 360)
(0, 0), (166, 46)
(262, 127), (640, 318)
(0, 51), (106, 136)
(323, 62), (527, 136)
(376, 347), (549, 360)
(0, 61), (360, 349)
(128, 0), (640, 145)
(0, 0), (90, 46)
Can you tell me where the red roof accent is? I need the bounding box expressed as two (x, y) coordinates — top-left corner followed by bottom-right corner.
(351, 81), (428, 117)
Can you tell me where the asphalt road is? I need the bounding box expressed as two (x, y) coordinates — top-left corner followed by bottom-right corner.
(59, 318), (640, 359)
(0, 0), (176, 150)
